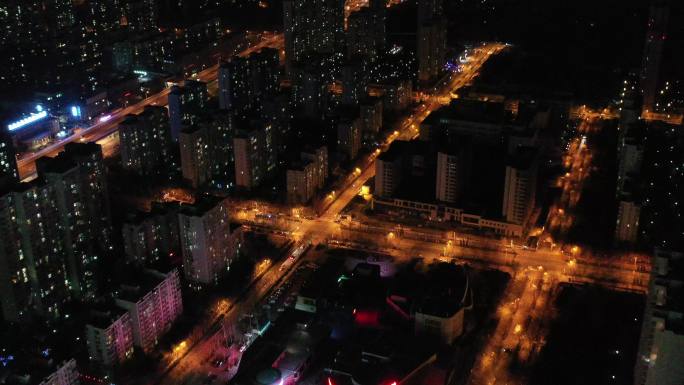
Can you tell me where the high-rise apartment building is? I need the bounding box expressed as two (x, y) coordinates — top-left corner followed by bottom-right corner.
(178, 198), (242, 285)
(38, 359), (80, 385)
(341, 60), (366, 105)
(287, 145), (328, 204)
(301, 145), (328, 189)
(124, 0), (158, 33)
(502, 148), (538, 226)
(180, 125), (210, 189)
(119, 106), (174, 178)
(0, 143), (112, 321)
(168, 80), (208, 141)
(291, 62), (328, 118)
(286, 161), (316, 204)
(36, 143), (113, 299)
(283, 0), (345, 73)
(233, 123), (275, 190)
(337, 114), (362, 160)
(206, 112), (236, 188)
(0, 132), (19, 190)
(360, 97), (383, 135)
(0, 182), (71, 321)
(375, 148), (403, 199)
(346, 7), (386, 61)
(615, 200), (641, 244)
(640, 3), (669, 113)
(436, 150), (462, 204)
(417, 0), (443, 24)
(86, 305), (135, 367)
(417, 18), (446, 86)
(218, 49), (280, 111)
(114, 268), (183, 352)
(122, 202), (181, 266)
(634, 249), (684, 385)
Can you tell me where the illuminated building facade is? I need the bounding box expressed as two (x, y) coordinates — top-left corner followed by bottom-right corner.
(168, 80), (208, 141)
(502, 148), (538, 226)
(0, 143), (112, 321)
(119, 106), (174, 178)
(233, 123), (275, 190)
(218, 48), (280, 112)
(640, 3), (669, 113)
(283, 0), (345, 73)
(114, 268), (183, 352)
(86, 306), (135, 367)
(122, 202), (181, 266)
(180, 125), (210, 189)
(178, 198), (242, 285)
(337, 113), (362, 160)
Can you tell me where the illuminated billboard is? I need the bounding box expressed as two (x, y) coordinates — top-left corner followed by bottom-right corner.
(7, 111), (49, 132)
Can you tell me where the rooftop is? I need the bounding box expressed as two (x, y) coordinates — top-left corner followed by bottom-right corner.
(116, 268), (176, 304)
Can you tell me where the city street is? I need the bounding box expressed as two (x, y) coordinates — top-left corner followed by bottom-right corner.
(153, 42), (506, 385)
(15, 32), (284, 180)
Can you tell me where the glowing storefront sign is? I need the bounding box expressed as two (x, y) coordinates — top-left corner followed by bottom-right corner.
(7, 111), (48, 131)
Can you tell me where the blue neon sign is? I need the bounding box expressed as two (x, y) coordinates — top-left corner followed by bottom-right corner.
(70, 106), (82, 118)
(7, 111), (48, 131)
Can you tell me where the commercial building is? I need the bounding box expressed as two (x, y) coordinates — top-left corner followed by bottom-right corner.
(414, 264), (470, 345)
(114, 268), (183, 352)
(168, 80), (208, 141)
(372, 140), (523, 237)
(178, 197), (242, 285)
